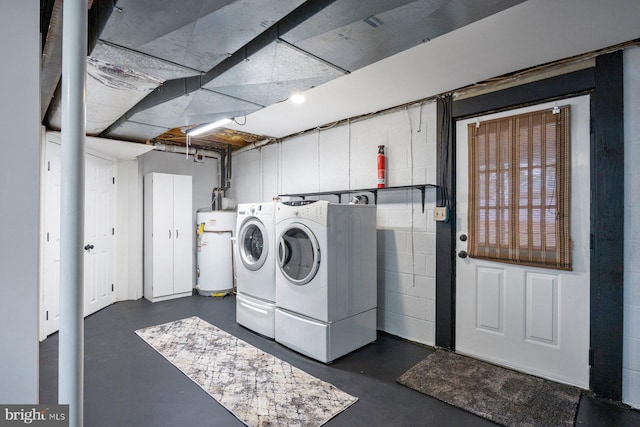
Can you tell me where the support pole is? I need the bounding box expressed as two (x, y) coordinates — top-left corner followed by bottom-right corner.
(59, 1), (87, 426)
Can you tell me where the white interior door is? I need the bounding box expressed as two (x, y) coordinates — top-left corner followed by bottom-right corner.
(150, 173), (175, 297)
(455, 96), (591, 388)
(171, 174), (192, 294)
(42, 140), (116, 337)
(83, 153), (116, 316)
(43, 142), (62, 336)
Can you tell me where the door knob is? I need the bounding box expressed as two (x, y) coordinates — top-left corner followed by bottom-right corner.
(459, 234), (468, 242)
(84, 244), (94, 251)
(458, 250), (468, 259)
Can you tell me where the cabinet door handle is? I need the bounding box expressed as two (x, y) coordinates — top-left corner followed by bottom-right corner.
(176, 229), (179, 239)
(169, 230), (171, 239)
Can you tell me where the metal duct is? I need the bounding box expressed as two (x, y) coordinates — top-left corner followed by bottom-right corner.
(99, 0), (307, 73)
(47, 57), (163, 134)
(280, 0), (527, 71)
(40, 0), (528, 145)
(128, 88), (262, 129)
(203, 40), (344, 106)
(40, 0), (63, 120)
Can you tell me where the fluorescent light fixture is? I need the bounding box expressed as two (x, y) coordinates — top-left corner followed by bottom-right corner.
(186, 118), (232, 136)
(290, 92), (305, 104)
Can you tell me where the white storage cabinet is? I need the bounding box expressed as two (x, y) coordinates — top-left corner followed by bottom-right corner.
(144, 173), (193, 302)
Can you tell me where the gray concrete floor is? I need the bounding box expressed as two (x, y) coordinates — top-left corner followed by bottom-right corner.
(39, 295), (640, 426)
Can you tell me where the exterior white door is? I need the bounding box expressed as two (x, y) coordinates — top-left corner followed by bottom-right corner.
(83, 153), (116, 316)
(455, 96), (591, 388)
(42, 139), (116, 337)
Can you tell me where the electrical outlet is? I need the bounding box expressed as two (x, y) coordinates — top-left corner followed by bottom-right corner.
(434, 206), (449, 222)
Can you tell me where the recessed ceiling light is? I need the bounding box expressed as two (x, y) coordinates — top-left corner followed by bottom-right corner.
(290, 92), (305, 104)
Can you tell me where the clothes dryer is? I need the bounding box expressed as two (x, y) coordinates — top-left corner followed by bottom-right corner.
(235, 202), (276, 338)
(274, 200), (377, 363)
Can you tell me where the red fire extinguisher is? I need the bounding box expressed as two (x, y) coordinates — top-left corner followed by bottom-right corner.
(377, 145), (386, 188)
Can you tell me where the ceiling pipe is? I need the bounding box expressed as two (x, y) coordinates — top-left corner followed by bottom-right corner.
(153, 142), (232, 211)
(225, 144), (232, 188)
(232, 138), (274, 155)
(152, 142), (220, 159)
(59, 0), (87, 425)
(212, 144), (234, 211)
(153, 142), (231, 211)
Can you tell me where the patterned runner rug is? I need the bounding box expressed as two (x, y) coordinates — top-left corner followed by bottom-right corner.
(397, 350), (581, 427)
(136, 317), (357, 426)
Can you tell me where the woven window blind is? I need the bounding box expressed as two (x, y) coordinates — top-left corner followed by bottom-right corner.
(467, 106), (572, 270)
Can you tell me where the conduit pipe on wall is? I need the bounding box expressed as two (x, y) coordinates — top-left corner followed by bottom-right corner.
(212, 144), (233, 210)
(232, 138), (274, 155)
(153, 142), (233, 210)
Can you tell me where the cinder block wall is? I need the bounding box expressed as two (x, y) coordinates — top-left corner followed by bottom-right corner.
(624, 45), (640, 409)
(230, 52), (640, 402)
(230, 101), (438, 345)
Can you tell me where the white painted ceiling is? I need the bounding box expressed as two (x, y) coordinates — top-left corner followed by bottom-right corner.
(226, 0), (640, 138)
(46, 131), (155, 160)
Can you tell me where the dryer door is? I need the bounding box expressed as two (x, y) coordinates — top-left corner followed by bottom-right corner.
(278, 223), (320, 285)
(239, 218), (269, 271)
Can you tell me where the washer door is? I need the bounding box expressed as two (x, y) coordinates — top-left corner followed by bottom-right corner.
(278, 223), (320, 285)
(239, 218), (269, 271)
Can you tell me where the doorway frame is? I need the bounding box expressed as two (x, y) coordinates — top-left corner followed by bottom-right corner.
(39, 135), (119, 340)
(435, 51), (624, 400)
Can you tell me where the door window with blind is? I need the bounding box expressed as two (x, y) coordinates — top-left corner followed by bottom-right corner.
(467, 106), (572, 270)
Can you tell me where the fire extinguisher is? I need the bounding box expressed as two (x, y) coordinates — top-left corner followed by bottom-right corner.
(377, 145), (386, 188)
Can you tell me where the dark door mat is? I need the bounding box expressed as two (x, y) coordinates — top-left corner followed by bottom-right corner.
(397, 350), (581, 426)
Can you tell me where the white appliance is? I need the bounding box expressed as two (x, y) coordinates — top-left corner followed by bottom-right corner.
(274, 200), (377, 363)
(235, 202), (277, 338)
(196, 209), (236, 296)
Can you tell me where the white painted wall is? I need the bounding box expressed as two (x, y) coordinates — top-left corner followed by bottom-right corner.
(0, 0), (39, 403)
(623, 46), (640, 409)
(116, 159), (144, 300)
(230, 102), (438, 345)
(138, 150), (218, 288)
(38, 134), (148, 339)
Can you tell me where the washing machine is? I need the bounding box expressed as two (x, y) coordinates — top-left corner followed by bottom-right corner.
(196, 209), (236, 296)
(235, 202), (277, 338)
(274, 200), (377, 363)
